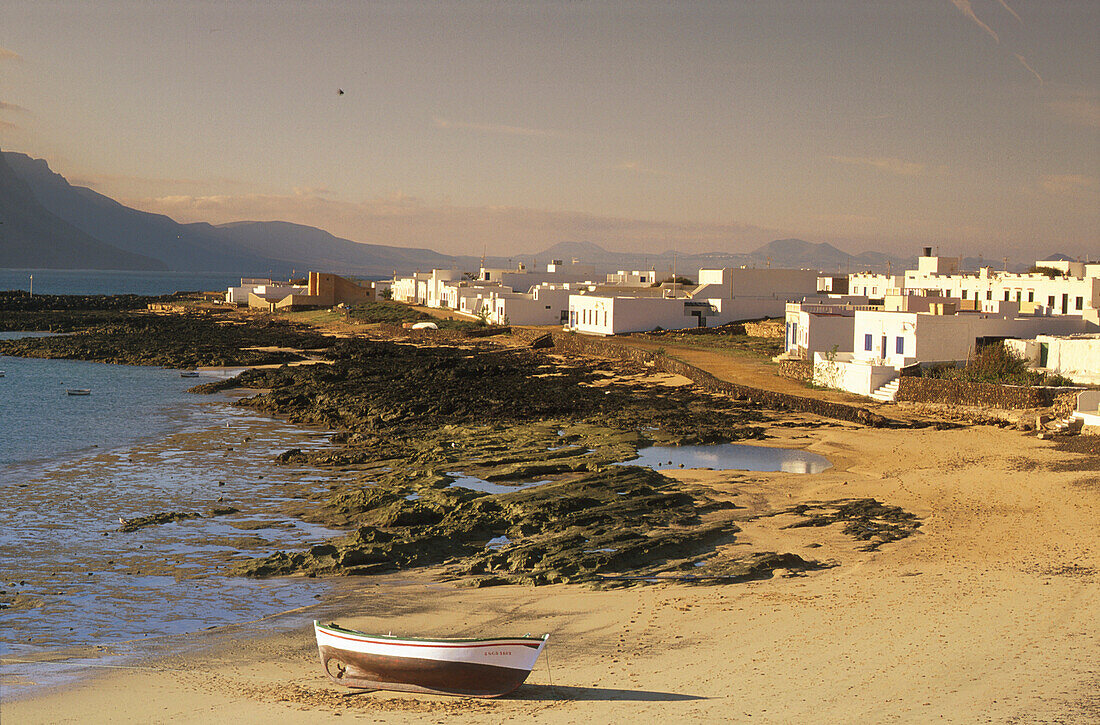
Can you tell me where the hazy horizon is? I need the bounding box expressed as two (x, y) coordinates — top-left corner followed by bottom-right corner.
(2, 1), (1097, 262)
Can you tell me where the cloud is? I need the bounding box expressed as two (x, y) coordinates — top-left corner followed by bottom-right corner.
(432, 117), (563, 138)
(948, 0), (999, 43)
(1048, 91), (1100, 129)
(0, 101), (29, 114)
(121, 191), (780, 256)
(1040, 174), (1098, 196)
(827, 155), (925, 176)
(994, 0), (1022, 24)
(67, 171), (247, 192)
(1014, 54), (1042, 84)
(0, 47), (21, 62)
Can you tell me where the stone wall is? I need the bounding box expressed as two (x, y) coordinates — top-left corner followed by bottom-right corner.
(550, 333), (904, 428)
(742, 320), (784, 338)
(777, 360), (813, 382)
(895, 377), (1077, 409)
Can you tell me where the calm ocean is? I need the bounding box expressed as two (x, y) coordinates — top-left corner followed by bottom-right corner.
(0, 330), (346, 699)
(0, 269), (238, 296)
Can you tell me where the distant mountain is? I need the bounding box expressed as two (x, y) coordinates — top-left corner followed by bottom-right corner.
(0, 150), (489, 276)
(3, 151), (277, 274)
(517, 238), (917, 276)
(209, 220), (466, 278)
(0, 151), (163, 271)
(2, 150), (1066, 278)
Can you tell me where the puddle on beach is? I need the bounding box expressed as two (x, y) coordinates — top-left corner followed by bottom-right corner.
(0, 395), (349, 699)
(445, 472), (554, 494)
(624, 443), (832, 474)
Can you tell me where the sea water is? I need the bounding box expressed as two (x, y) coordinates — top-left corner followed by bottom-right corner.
(0, 341), (348, 697)
(626, 443), (832, 474)
(0, 269), (239, 296)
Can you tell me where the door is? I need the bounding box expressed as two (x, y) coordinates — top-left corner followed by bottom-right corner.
(1039, 343), (1049, 367)
(881, 335), (887, 358)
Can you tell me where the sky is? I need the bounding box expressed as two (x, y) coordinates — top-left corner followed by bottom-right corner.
(1, 1), (1097, 261)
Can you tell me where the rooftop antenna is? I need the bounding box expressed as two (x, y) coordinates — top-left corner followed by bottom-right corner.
(1003, 256), (1009, 272)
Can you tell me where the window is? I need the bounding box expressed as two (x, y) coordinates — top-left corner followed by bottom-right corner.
(986, 290), (992, 300)
(1004, 290), (1010, 301)
(1028, 291), (1034, 302)
(1077, 297), (1084, 310)
(1048, 296), (1056, 308)
(603, 311), (608, 326)
(962, 290), (968, 299)
(896, 337), (904, 355)
(864, 333), (873, 351)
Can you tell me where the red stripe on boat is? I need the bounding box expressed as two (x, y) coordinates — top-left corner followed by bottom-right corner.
(320, 631), (542, 649)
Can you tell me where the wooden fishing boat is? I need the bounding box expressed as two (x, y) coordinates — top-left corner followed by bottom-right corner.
(180, 370), (200, 378)
(313, 621), (548, 698)
(66, 389), (91, 395)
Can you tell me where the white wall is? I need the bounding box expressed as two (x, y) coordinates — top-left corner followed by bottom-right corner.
(812, 352), (897, 396)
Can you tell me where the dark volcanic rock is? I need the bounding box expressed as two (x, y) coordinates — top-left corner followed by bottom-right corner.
(0, 312), (335, 367)
(781, 498), (922, 551)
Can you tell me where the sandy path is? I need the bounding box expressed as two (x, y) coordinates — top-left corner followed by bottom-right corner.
(615, 336), (876, 407)
(4, 425), (1097, 724)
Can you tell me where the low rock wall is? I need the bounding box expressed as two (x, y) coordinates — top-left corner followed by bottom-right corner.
(550, 333), (903, 428)
(895, 377), (1076, 409)
(777, 360), (814, 382)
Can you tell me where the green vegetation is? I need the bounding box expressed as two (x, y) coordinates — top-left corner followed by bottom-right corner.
(345, 301), (427, 325)
(651, 275), (694, 287)
(921, 343), (1073, 387)
(1026, 265), (1063, 279)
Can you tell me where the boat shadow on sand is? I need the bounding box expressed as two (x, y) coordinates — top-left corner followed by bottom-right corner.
(506, 684), (707, 702)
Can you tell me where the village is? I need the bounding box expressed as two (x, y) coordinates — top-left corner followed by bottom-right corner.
(225, 248), (1100, 431)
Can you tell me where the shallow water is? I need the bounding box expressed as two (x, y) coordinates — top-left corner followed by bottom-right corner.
(0, 355), (350, 698)
(625, 443), (832, 474)
(446, 472), (554, 494)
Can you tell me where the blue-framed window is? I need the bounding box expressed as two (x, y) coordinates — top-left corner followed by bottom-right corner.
(864, 333), (873, 351)
(896, 336), (904, 355)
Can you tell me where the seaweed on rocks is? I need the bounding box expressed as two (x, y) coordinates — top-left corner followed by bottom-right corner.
(781, 498), (922, 551)
(234, 466), (759, 585)
(0, 313), (335, 367)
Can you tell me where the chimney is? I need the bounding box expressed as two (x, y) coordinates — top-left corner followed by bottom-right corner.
(923, 247), (933, 257)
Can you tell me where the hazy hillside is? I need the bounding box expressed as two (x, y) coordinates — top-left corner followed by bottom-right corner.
(3, 152), (277, 274)
(209, 220), (467, 278)
(0, 151), (163, 271)
(0, 150), (1071, 277)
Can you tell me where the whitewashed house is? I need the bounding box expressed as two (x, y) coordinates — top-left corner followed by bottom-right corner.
(567, 267), (820, 335)
(814, 308), (1093, 397)
(1005, 334), (1100, 385)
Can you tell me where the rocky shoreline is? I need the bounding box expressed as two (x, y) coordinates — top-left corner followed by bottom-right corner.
(1, 303), (923, 586)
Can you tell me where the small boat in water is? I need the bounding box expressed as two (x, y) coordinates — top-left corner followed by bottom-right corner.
(66, 389), (91, 396)
(180, 370), (200, 378)
(313, 621), (549, 698)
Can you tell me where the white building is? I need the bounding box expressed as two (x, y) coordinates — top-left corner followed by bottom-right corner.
(860, 249), (1100, 318)
(783, 298), (877, 360)
(813, 308), (1093, 396)
(1005, 334), (1100, 385)
(226, 278), (306, 305)
(567, 267), (821, 335)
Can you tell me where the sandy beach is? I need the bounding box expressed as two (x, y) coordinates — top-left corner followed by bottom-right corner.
(5, 420), (1097, 724)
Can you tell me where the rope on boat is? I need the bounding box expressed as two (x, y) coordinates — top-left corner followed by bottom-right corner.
(544, 640), (554, 689)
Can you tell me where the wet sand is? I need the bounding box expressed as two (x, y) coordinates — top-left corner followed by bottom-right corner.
(5, 423), (1097, 723)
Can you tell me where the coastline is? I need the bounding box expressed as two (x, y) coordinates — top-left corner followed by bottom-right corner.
(1, 306), (1096, 722)
(4, 423), (1097, 723)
